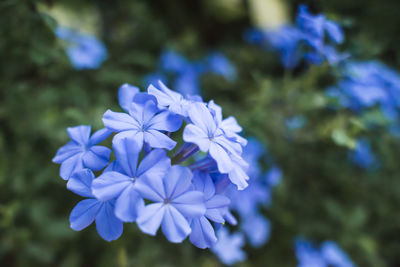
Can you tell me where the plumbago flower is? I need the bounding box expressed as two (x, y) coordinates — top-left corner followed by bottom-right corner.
(245, 5), (347, 68)
(52, 80), (252, 252)
(295, 239), (356, 267)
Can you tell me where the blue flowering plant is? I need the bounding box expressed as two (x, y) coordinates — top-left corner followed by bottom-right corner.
(145, 49), (237, 96)
(53, 81), (250, 248)
(246, 5), (347, 68)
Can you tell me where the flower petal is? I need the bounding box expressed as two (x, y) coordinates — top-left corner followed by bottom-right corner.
(209, 143), (233, 173)
(148, 111), (182, 132)
(70, 198), (101, 231)
(67, 125), (91, 145)
(144, 130), (176, 150)
(161, 205), (191, 243)
(95, 201), (123, 241)
(67, 169), (95, 198)
(112, 137), (140, 177)
(137, 203), (165, 236)
(137, 149), (170, 179)
(114, 185), (144, 222)
(83, 146), (111, 171)
(172, 191), (206, 218)
(89, 128), (112, 145)
(52, 141), (82, 163)
(60, 153), (84, 180)
(118, 83), (139, 111)
(183, 124), (210, 152)
(189, 216), (217, 249)
(92, 171), (132, 201)
(102, 110), (139, 132)
(193, 171), (215, 200)
(187, 102), (216, 135)
(164, 165), (193, 199)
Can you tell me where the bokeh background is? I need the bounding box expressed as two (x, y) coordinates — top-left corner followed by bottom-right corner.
(1, 0), (400, 266)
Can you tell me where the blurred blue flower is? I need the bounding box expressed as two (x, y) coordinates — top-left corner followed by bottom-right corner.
(211, 228), (246, 265)
(295, 239), (356, 267)
(330, 61), (400, 123)
(159, 50), (189, 74)
(349, 139), (377, 169)
(136, 165), (206, 243)
(55, 27), (107, 70)
(241, 213), (271, 248)
(67, 169), (123, 242)
(247, 5), (346, 68)
(206, 52), (237, 81)
(52, 125), (111, 180)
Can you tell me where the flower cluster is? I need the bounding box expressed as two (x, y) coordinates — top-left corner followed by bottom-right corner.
(245, 5), (347, 69)
(295, 239), (356, 267)
(145, 50), (237, 95)
(53, 81), (249, 248)
(55, 27), (107, 70)
(328, 61), (400, 122)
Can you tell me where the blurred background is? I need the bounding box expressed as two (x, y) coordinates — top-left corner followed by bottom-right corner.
(1, 0), (400, 266)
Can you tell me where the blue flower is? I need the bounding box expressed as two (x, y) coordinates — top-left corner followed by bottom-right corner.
(103, 92), (182, 150)
(211, 228), (246, 265)
(241, 213), (271, 248)
(148, 80), (197, 117)
(321, 241), (356, 267)
(295, 239), (356, 267)
(159, 50), (189, 74)
(295, 239), (327, 267)
(174, 66), (202, 96)
(205, 53), (237, 82)
(189, 171), (230, 249)
(92, 137), (170, 222)
(266, 26), (304, 69)
(55, 27), (107, 70)
(52, 125), (111, 180)
(183, 102), (246, 188)
(67, 169), (123, 241)
(349, 139), (377, 169)
(135, 165), (206, 243)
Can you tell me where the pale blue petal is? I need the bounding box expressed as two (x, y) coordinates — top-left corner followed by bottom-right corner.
(92, 171), (131, 201)
(135, 175), (165, 202)
(83, 146), (111, 171)
(147, 81), (182, 108)
(209, 143), (233, 173)
(137, 203), (165, 236)
(183, 124), (210, 152)
(144, 130), (176, 150)
(112, 137), (140, 177)
(52, 141), (82, 163)
(187, 102), (216, 135)
(89, 128), (112, 145)
(172, 191), (206, 218)
(190, 216), (217, 249)
(60, 153), (84, 180)
(193, 171), (215, 200)
(220, 116), (242, 133)
(137, 149), (170, 179)
(70, 198), (101, 231)
(161, 205), (191, 243)
(128, 97), (158, 124)
(148, 111), (182, 132)
(114, 185), (144, 222)
(67, 169), (95, 198)
(67, 125), (91, 145)
(95, 202), (123, 241)
(118, 83), (139, 111)
(102, 110), (139, 132)
(113, 131), (144, 150)
(164, 166), (193, 198)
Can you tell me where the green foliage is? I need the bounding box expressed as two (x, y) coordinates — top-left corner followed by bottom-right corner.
(1, 0), (400, 266)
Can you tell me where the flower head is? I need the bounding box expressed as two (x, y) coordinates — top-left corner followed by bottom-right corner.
(52, 125), (111, 180)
